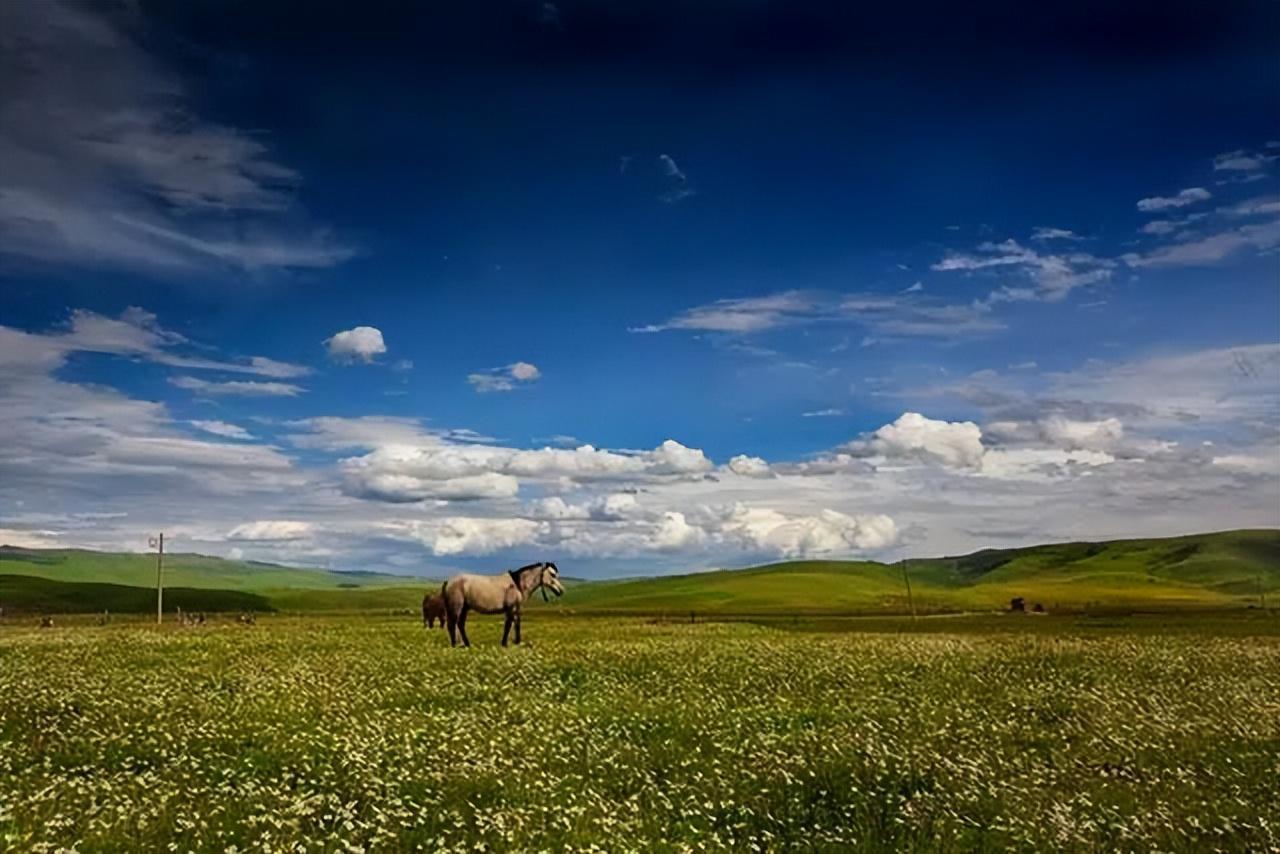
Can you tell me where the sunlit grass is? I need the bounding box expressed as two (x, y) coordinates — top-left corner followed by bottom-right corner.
(1, 616), (1277, 851)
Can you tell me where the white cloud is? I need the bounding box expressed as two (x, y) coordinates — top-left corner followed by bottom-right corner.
(411, 517), (546, 556)
(338, 438), (712, 504)
(713, 504), (898, 557)
(848, 412), (986, 470)
(1213, 149), (1277, 172)
(633, 290), (1005, 340)
(932, 239), (1114, 302)
(227, 520), (314, 541)
(509, 361), (540, 381)
(468, 361), (541, 392)
(1136, 187), (1212, 212)
(1123, 220), (1280, 268)
(727, 455), (773, 478)
(1039, 415), (1124, 451)
(190, 420), (254, 440)
(325, 326), (387, 363)
(802, 409), (845, 418)
(653, 511), (705, 550)
(631, 291), (818, 334)
(1031, 227), (1081, 241)
(170, 376), (305, 397)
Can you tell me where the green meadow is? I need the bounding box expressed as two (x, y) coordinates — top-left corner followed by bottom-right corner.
(2, 529), (1275, 617)
(1, 615), (1277, 852)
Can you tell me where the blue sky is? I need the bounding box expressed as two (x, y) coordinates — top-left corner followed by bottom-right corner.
(1, 0), (1277, 576)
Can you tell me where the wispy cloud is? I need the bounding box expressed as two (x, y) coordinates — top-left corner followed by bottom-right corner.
(170, 376), (306, 397)
(1136, 187), (1212, 212)
(1030, 227), (1082, 242)
(932, 238), (1114, 302)
(1123, 219), (1280, 268)
(468, 361), (541, 393)
(633, 290), (1003, 340)
(1213, 147), (1278, 173)
(0, 0), (353, 275)
(620, 154), (696, 203)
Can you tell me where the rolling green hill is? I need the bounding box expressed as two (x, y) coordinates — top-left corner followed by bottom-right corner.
(0, 546), (422, 591)
(543, 529), (1280, 615)
(0, 575), (272, 615)
(0, 530), (1275, 616)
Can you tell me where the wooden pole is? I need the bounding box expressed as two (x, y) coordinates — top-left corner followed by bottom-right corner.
(154, 533), (164, 625)
(902, 560), (917, 621)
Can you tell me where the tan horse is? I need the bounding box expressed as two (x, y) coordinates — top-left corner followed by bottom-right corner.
(442, 561), (564, 647)
(422, 592), (447, 629)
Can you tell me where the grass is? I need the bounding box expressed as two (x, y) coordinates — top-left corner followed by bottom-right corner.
(1, 614), (1277, 851)
(0, 529), (1275, 617)
(0, 574), (273, 616)
(0, 546), (421, 592)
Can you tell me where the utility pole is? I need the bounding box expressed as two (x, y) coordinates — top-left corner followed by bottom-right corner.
(150, 533), (164, 625)
(902, 559), (917, 621)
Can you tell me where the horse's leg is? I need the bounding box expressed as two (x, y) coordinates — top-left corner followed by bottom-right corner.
(458, 605), (471, 648)
(502, 609), (513, 647)
(446, 603), (458, 647)
(514, 609), (522, 645)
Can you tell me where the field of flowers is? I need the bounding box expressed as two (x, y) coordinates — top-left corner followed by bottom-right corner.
(1, 615), (1277, 852)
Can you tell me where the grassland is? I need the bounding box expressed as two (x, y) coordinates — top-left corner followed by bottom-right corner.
(0, 546), (418, 591)
(1, 529), (1276, 617)
(1, 615), (1277, 852)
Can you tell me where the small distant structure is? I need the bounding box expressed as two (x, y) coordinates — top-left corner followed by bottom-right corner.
(1009, 597), (1026, 613)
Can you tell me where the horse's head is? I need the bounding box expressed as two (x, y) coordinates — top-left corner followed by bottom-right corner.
(539, 561), (564, 599)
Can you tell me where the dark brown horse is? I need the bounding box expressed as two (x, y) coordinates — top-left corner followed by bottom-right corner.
(422, 590), (447, 629)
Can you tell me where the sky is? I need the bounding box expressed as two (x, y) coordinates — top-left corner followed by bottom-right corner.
(1, 0), (1278, 578)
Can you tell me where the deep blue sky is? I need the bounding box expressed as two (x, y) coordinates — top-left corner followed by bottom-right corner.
(0, 0), (1276, 573)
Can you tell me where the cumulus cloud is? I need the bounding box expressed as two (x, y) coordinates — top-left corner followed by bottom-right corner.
(986, 416), (1124, 452)
(727, 455), (773, 478)
(468, 361), (541, 392)
(653, 511), (705, 550)
(846, 412), (986, 470)
(412, 517), (546, 556)
(339, 439), (713, 504)
(1136, 187), (1212, 212)
(325, 326), (387, 363)
(713, 504), (898, 557)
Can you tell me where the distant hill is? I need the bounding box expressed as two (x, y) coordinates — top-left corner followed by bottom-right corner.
(546, 529), (1280, 615)
(0, 574), (273, 615)
(0, 530), (1276, 616)
(0, 546), (423, 592)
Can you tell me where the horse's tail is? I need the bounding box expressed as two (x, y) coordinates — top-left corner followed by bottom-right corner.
(440, 580), (447, 597)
